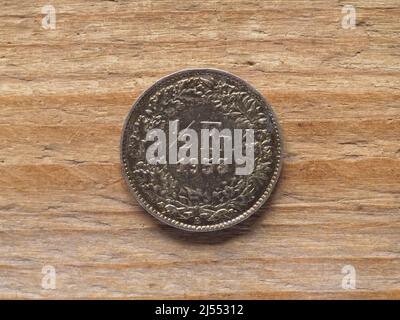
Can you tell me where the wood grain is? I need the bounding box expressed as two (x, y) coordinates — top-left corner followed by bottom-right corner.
(0, 0), (399, 299)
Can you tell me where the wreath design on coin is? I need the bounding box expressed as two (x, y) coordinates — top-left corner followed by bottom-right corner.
(126, 76), (275, 225)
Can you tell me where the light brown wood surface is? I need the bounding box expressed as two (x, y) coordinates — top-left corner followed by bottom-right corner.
(0, 0), (399, 299)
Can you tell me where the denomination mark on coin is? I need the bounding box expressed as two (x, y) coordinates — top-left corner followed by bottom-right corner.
(121, 69), (282, 232)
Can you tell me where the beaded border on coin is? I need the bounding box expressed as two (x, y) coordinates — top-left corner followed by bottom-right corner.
(121, 68), (283, 232)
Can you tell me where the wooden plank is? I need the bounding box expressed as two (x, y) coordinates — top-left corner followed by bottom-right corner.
(0, 0), (399, 299)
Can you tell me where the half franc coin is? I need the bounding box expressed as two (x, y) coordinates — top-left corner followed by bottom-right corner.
(121, 69), (282, 232)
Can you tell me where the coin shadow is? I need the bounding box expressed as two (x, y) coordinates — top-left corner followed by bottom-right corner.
(155, 213), (260, 245)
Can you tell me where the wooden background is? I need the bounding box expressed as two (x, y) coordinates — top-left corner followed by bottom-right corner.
(0, 0), (399, 299)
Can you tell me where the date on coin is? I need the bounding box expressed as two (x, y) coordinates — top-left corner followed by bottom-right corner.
(121, 69), (282, 232)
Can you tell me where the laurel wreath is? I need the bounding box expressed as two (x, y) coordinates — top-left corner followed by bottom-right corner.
(128, 76), (274, 225)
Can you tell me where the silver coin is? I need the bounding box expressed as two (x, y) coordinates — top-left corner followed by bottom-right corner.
(121, 69), (282, 232)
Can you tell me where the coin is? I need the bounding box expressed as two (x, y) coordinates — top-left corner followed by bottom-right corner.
(121, 69), (282, 232)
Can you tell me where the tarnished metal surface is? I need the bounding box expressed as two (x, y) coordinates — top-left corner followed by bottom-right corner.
(121, 69), (282, 231)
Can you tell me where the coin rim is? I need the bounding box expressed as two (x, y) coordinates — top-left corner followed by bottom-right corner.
(121, 68), (283, 232)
